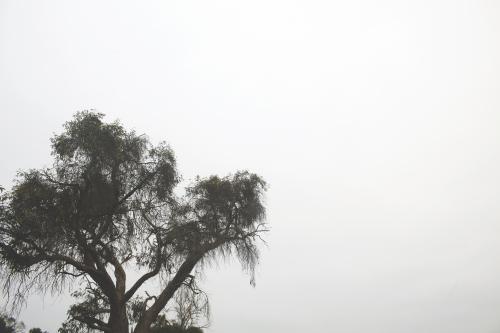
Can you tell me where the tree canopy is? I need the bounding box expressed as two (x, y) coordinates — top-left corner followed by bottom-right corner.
(0, 112), (268, 333)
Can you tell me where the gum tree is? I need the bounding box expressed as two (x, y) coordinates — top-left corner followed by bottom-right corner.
(0, 112), (267, 333)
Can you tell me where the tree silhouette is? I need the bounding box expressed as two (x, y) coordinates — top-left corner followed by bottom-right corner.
(0, 112), (267, 333)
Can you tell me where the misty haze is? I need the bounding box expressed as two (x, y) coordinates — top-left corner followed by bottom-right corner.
(1, 1), (500, 333)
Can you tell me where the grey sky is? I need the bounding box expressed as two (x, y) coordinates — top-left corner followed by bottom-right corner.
(1, 1), (500, 332)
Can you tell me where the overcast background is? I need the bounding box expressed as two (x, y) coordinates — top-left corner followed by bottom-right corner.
(1, 1), (500, 332)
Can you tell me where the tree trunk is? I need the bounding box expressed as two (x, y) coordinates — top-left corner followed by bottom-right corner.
(109, 304), (129, 333)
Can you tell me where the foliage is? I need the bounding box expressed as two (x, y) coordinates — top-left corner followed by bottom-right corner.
(0, 313), (48, 333)
(0, 313), (24, 333)
(28, 329), (48, 333)
(0, 112), (267, 333)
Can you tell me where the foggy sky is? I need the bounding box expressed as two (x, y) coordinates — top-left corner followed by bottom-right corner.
(1, 1), (500, 332)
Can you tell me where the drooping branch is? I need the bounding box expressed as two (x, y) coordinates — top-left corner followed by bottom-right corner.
(72, 315), (110, 332)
